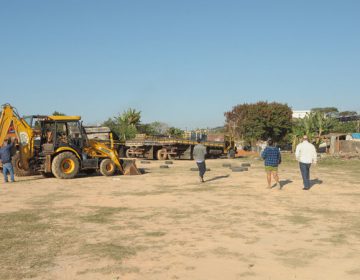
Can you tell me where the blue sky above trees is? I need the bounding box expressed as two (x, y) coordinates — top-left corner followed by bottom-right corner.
(1, 0), (359, 128)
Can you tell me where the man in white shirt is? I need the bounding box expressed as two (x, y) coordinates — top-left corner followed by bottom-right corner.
(295, 135), (317, 190)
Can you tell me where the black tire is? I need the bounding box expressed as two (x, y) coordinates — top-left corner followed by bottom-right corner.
(12, 152), (33, 176)
(156, 149), (167, 160)
(41, 172), (54, 178)
(52, 152), (80, 179)
(99, 159), (116, 176)
(232, 167), (247, 172)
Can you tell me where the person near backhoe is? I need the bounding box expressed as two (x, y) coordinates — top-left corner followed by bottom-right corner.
(0, 138), (16, 183)
(46, 129), (54, 143)
(193, 139), (207, 183)
(261, 138), (281, 189)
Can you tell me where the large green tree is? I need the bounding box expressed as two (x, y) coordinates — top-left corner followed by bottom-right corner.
(224, 101), (292, 144)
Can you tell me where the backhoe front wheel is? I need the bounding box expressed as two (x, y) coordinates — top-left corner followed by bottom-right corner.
(99, 159), (116, 176)
(52, 152), (80, 179)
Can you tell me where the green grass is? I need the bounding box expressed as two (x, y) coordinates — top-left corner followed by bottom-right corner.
(144, 231), (167, 237)
(81, 207), (129, 224)
(286, 214), (314, 225)
(81, 242), (137, 262)
(0, 209), (77, 279)
(274, 248), (319, 268)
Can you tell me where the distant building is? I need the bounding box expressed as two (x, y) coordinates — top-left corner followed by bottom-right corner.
(292, 110), (311, 119)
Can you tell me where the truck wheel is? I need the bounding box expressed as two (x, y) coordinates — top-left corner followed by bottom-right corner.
(167, 154), (175, 160)
(125, 148), (135, 158)
(52, 152), (79, 179)
(12, 152), (32, 176)
(100, 159), (116, 176)
(156, 148), (167, 160)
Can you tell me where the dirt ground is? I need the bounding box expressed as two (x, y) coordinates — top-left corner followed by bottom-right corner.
(0, 156), (359, 280)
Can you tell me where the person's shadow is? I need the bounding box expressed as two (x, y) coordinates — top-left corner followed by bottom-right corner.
(278, 179), (293, 190)
(309, 179), (323, 189)
(206, 175), (230, 182)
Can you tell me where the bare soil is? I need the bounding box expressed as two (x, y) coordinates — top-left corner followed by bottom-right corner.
(0, 156), (359, 280)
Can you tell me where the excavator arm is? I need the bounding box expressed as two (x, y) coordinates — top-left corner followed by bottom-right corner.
(0, 104), (34, 171)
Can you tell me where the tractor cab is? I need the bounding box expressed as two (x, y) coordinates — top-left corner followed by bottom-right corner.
(39, 116), (86, 157)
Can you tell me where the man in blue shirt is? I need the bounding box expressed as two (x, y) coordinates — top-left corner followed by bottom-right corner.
(261, 139), (281, 189)
(0, 138), (15, 183)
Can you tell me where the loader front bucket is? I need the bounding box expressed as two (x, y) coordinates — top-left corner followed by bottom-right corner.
(121, 159), (142, 175)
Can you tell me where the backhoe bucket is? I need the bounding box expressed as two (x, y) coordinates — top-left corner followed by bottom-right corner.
(121, 159), (142, 175)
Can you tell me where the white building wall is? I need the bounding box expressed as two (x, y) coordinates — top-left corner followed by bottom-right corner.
(292, 110), (311, 119)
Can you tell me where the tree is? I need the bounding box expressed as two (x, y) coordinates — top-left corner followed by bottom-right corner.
(339, 111), (358, 117)
(224, 101), (292, 145)
(332, 121), (358, 133)
(137, 122), (169, 136)
(102, 108), (141, 140)
(291, 111), (337, 149)
(167, 127), (184, 138)
(52, 111), (66, 116)
(311, 107), (339, 118)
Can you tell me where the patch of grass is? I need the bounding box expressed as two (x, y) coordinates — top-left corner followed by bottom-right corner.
(347, 268), (360, 275)
(212, 247), (243, 259)
(320, 233), (348, 245)
(144, 231), (167, 237)
(256, 221), (275, 229)
(78, 265), (140, 275)
(286, 214), (314, 225)
(0, 209), (77, 279)
(274, 248), (319, 268)
(81, 242), (137, 262)
(28, 193), (78, 206)
(81, 207), (128, 224)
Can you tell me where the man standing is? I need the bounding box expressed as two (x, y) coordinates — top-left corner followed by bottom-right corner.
(193, 139), (207, 183)
(261, 139), (281, 189)
(0, 138), (16, 183)
(295, 135), (317, 190)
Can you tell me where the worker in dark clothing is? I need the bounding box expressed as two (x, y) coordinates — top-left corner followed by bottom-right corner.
(0, 138), (15, 183)
(193, 139), (207, 183)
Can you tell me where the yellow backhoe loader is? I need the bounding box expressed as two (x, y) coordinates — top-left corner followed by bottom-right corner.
(0, 104), (141, 179)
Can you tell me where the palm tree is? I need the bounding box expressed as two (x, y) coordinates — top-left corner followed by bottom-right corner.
(119, 108), (141, 126)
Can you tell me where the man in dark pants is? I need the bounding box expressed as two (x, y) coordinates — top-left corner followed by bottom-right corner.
(0, 138), (16, 183)
(193, 139), (207, 183)
(295, 135), (317, 190)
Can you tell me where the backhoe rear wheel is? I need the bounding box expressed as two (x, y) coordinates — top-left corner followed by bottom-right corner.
(99, 159), (116, 176)
(12, 152), (33, 176)
(52, 152), (79, 179)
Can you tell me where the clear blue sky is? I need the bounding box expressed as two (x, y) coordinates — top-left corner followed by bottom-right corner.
(1, 0), (359, 129)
